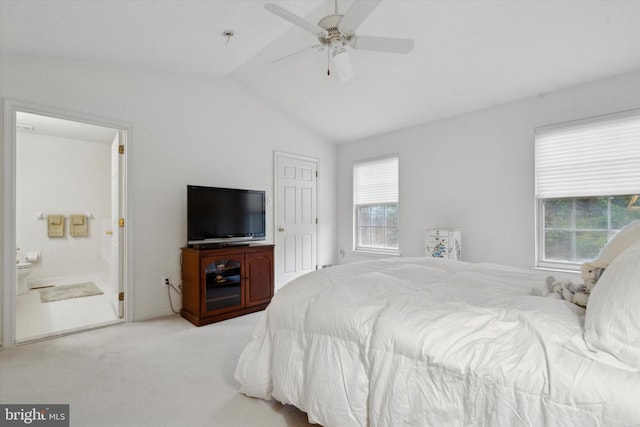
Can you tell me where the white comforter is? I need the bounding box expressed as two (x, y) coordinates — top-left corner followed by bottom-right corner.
(234, 257), (640, 426)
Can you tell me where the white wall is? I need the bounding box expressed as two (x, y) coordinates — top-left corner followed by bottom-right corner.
(16, 132), (111, 280)
(337, 71), (640, 268)
(1, 54), (337, 324)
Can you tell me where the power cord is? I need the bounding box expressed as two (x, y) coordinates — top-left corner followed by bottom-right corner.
(166, 278), (182, 314)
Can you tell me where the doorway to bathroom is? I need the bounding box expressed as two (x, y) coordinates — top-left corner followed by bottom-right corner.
(10, 108), (128, 344)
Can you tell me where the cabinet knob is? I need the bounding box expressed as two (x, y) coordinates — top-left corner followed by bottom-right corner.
(106, 230), (113, 235)
(278, 227), (285, 232)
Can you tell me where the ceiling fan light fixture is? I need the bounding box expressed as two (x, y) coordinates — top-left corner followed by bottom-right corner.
(332, 49), (354, 82)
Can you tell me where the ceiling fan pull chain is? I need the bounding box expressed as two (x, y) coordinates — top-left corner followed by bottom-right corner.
(327, 47), (331, 76)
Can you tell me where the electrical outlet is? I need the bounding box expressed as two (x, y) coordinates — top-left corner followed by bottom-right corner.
(162, 276), (170, 288)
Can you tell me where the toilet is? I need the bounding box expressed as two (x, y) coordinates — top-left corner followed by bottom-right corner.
(16, 262), (33, 295)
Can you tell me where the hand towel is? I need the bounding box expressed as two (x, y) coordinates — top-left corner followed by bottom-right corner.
(47, 214), (65, 237)
(70, 214), (88, 237)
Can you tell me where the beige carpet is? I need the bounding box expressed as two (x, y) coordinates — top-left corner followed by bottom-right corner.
(39, 282), (103, 303)
(0, 313), (315, 427)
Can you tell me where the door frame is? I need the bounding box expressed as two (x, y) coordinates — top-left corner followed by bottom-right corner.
(1, 99), (134, 349)
(273, 151), (319, 291)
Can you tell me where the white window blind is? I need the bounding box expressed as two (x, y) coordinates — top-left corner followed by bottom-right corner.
(535, 109), (640, 198)
(354, 155), (399, 205)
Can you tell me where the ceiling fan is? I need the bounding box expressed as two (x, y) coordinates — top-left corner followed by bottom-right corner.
(265, 0), (414, 82)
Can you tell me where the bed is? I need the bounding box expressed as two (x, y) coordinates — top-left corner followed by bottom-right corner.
(234, 223), (640, 426)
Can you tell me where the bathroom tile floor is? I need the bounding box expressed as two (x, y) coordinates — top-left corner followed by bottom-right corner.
(15, 273), (120, 342)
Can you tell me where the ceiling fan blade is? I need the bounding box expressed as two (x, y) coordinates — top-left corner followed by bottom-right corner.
(273, 44), (325, 64)
(350, 35), (414, 54)
(265, 3), (327, 37)
(338, 0), (382, 34)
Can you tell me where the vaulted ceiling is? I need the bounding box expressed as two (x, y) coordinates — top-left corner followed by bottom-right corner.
(2, 0), (639, 143)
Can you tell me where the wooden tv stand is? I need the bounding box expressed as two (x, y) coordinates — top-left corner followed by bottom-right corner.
(180, 244), (274, 326)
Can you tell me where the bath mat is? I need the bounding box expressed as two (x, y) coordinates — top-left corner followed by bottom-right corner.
(39, 282), (103, 303)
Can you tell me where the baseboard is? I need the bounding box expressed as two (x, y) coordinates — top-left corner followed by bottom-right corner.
(134, 309), (182, 322)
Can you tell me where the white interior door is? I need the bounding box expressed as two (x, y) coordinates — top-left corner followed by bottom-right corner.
(110, 132), (124, 317)
(275, 153), (318, 290)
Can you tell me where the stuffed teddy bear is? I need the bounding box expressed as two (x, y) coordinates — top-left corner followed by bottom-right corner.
(537, 276), (588, 306)
(531, 276), (570, 298)
(573, 260), (607, 307)
(571, 282), (589, 308)
(580, 260), (607, 292)
(531, 260), (607, 307)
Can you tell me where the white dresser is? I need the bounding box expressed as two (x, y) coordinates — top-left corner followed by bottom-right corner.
(425, 229), (462, 261)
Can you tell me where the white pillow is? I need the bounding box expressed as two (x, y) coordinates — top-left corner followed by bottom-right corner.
(584, 239), (640, 368)
(596, 219), (640, 265)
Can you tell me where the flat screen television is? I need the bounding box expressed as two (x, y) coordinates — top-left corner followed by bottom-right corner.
(187, 185), (266, 246)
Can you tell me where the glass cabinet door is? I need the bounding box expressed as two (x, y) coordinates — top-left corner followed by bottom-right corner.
(203, 258), (242, 313)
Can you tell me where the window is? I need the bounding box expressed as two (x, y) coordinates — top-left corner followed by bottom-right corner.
(353, 155), (399, 253)
(535, 109), (640, 269)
